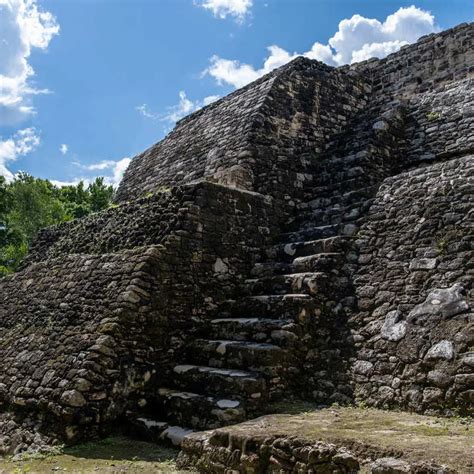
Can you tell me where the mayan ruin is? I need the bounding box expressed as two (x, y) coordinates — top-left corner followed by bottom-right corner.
(0, 19), (473, 473)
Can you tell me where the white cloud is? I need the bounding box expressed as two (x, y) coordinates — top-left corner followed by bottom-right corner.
(79, 160), (116, 171)
(0, 0), (59, 125)
(198, 0), (252, 22)
(207, 45), (294, 88)
(206, 6), (437, 88)
(0, 127), (40, 181)
(135, 104), (160, 120)
(50, 178), (84, 187)
(59, 143), (68, 155)
(163, 90), (197, 123)
(71, 157), (131, 187)
(136, 91), (221, 125)
(203, 94), (220, 106)
(110, 157), (131, 186)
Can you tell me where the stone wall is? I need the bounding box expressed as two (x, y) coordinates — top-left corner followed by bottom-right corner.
(115, 74), (278, 202)
(116, 59), (373, 206)
(351, 23), (473, 100)
(247, 59), (370, 204)
(22, 189), (182, 266)
(0, 182), (278, 453)
(351, 156), (473, 414)
(405, 78), (474, 162)
(117, 24), (473, 207)
(0, 248), (162, 452)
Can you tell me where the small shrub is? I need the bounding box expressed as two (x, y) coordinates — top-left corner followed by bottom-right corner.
(436, 239), (448, 255)
(156, 186), (171, 194)
(426, 111), (441, 121)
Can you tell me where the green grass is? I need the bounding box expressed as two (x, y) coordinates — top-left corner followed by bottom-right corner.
(0, 436), (190, 473)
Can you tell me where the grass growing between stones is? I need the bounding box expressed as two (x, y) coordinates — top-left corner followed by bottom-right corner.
(0, 436), (189, 473)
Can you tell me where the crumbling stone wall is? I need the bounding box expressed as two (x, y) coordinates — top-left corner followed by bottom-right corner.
(0, 248), (162, 452)
(352, 156), (473, 414)
(117, 24), (473, 206)
(0, 182), (277, 453)
(247, 60), (371, 204)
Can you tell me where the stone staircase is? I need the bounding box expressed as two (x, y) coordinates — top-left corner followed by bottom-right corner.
(125, 221), (354, 446)
(125, 106), (404, 446)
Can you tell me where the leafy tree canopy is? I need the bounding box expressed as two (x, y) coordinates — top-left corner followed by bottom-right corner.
(0, 174), (114, 276)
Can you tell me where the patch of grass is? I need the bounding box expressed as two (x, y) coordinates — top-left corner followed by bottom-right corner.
(426, 111), (441, 121)
(413, 424), (450, 436)
(0, 436), (190, 473)
(156, 186), (172, 194)
(265, 399), (320, 415)
(436, 238), (448, 255)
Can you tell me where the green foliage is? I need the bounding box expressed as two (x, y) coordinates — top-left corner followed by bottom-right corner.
(436, 238), (448, 255)
(88, 177), (114, 212)
(426, 111), (441, 121)
(156, 185), (171, 193)
(0, 174), (114, 275)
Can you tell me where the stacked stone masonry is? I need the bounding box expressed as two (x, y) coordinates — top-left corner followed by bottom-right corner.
(0, 22), (473, 459)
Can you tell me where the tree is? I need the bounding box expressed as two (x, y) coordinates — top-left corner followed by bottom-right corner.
(88, 177), (114, 212)
(57, 181), (92, 219)
(0, 174), (115, 275)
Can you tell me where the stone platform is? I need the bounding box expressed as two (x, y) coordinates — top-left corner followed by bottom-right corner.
(177, 405), (473, 472)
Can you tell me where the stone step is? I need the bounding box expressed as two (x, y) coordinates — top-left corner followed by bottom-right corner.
(244, 272), (330, 296)
(172, 364), (267, 398)
(187, 339), (291, 373)
(154, 388), (246, 430)
(251, 253), (344, 277)
(300, 186), (377, 211)
(227, 293), (316, 319)
(265, 236), (349, 262)
(302, 176), (378, 198)
(291, 200), (372, 227)
(312, 166), (366, 188)
(292, 252), (345, 273)
(126, 415), (194, 447)
(209, 317), (300, 345)
(278, 224), (339, 244)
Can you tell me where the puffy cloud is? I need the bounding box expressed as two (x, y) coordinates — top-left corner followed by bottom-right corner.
(198, 0), (252, 22)
(136, 91), (221, 125)
(110, 157), (131, 186)
(70, 157), (131, 187)
(207, 45), (294, 88)
(0, 127), (40, 181)
(59, 143), (68, 155)
(0, 0), (59, 125)
(206, 6), (437, 88)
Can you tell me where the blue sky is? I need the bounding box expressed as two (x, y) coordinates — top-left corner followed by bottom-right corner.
(0, 0), (472, 187)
